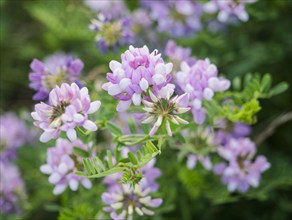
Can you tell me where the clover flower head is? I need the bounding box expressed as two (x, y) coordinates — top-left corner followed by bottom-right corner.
(31, 83), (101, 143)
(142, 0), (203, 37)
(217, 137), (256, 161)
(214, 137), (270, 192)
(102, 184), (163, 220)
(0, 113), (32, 161)
(40, 138), (93, 195)
(184, 127), (217, 171)
(215, 120), (251, 145)
(165, 40), (196, 70)
(29, 53), (83, 101)
(102, 45), (174, 112)
(204, 0), (256, 23)
(89, 13), (133, 53)
(142, 89), (190, 137)
(84, 0), (125, 18)
(187, 154), (212, 170)
(0, 161), (26, 215)
(175, 59), (230, 124)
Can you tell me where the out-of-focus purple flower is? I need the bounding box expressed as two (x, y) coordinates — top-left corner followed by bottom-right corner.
(40, 138), (93, 195)
(0, 113), (32, 161)
(175, 59), (230, 124)
(142, 0), (203, 37)
(102, 183), (163, 220)
(142, 90), (190, 136)
(204, 0), (256, 23)
(217, 138), (256, 161)
(214, 137), (270, 192)
(102, 45), (174, 112)
(215, 121), (251, 145)
(29, 53), (84, 101)
(31, 83), (101, 143)
(84, 0), (125, 18)
(187, 154), (212, 170)
(165, 40), (196, 70)
(132, 9), (152, 29)
(89, 14), (134, 53)
(183, 127), (216, 171)
(0, 161), (26, 215)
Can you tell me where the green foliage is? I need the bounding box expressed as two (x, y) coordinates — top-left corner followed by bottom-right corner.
(76, 141), (161, 186)
(205, 73), (288, 124)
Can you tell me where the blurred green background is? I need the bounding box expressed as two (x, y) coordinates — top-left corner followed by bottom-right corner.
(0, 0), (291, 219)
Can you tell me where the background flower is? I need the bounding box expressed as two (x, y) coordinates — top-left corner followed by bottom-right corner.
(29, 53), (84, 101)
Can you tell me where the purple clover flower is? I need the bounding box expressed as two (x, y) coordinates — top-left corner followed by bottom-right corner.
(183, 127), (216, 171)
(102, 184), (163, 220)
(84, 0), (126, 19)
(40, 138), (93, 195)
(102, 45), (174, 112)
(187, 154), (212, 170)
(0, 161), (26, 215)
(165, 40), (197, 70)
(29, 53), (84, 101)
(31, 83), (101, 143)
(141, 0), (203, 37)
(89, 13), (134, 53)
(215, 120), (251, 145)
(213, 137), (270, 192)
(0, 113), (32, 161)
(204, 0), (256, 23)
(175, 59), (230, 124)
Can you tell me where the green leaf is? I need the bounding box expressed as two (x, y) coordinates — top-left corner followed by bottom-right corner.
(261, 74), (272, 93)
(106, 122), (123, 136)
(73, 147), (89, 158)
(128, 152), (138, 165)
(268, 82), (289, 97)
(128, 117), (137, 134)
(106, 150), (113, 168)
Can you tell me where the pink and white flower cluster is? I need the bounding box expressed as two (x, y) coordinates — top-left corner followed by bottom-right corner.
(204, 0), (256, 23)
(102, 45), (173, 112)
(31, 83), (101, 142)
(40, 138), (93, 195)
(214, 138), (270, 192)
(102, 157), (162, 219)
(175, 58), (230, 124)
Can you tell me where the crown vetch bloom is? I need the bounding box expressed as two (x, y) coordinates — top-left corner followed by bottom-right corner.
(31, 83), (101, 143)
(40, 138), (93, 195)
(204, 0), (256, 23)
(0, 161), (26, 215)
(102, 184), (163, 220)
(142, 90), (190, 136)
(165, 40), (196, 70)
(29, 53), (84, 101)
(175, 59), (230, 124)
(142, 0), (203, 37)
(184, 127), (216, 171)
(89, 13), (133, 53)
(102, 45), (174, 112)
(84, 0), (125, 18)
(214, 138), (270, 192)
(0, 113), (32, 161)
(215, 121), (251, 145)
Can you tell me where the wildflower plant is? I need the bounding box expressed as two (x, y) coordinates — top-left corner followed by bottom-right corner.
(2, 1), (291, 219)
